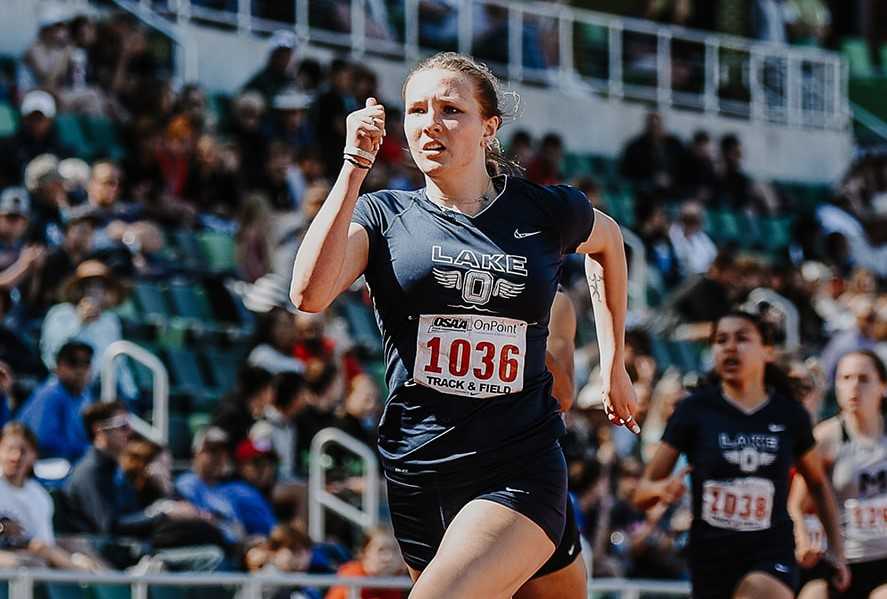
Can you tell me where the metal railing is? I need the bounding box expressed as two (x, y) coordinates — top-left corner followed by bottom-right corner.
(746, 287), (801, 351)
(308, 427), (380, 542)
(0, 569), (691, 598)
(134, 0), (847, 131)
(100, 340), (170, 445)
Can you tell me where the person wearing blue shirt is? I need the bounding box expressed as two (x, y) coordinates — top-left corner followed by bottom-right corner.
(175, 427), (246, 545)
(217, 438), (279, 536)
(17, 341), (94, 461)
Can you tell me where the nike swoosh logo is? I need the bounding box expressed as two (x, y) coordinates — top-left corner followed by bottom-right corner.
(505, 487), (530, 495)
(567, 544), (575, 556)
(768, 425), (785, 432)
(514, 228), (542, 239)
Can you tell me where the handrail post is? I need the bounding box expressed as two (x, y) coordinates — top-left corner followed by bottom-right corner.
(508, 5), (523, 83)
(703, 38), (718, 114)
(295, 0), (309, 42)
(9, 573), (33, 599)
(101, 340), (169, 444)
(236, 0), (250, 33)
(656, 31), (672, 107)
(619, 227), (649, 314)
(558, 8), (574, 88)
(309, 428), (380, 542)
(405, 0), (419, 61)
(787, 55), (801, 127)
(749, 48), (763, 122)
(457, 0), (472, 55)
(607, 24), (623, 100)
(351, 0), (366, 57)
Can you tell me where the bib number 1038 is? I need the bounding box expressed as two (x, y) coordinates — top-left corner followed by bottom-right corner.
(414, 314), (527, 398)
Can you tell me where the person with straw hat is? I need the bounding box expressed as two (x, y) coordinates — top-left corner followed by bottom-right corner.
(39, 259), (135, 398)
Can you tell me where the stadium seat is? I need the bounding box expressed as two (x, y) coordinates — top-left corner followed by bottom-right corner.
(336, 294), (383, 357)
(197, 232), (237, 273)
(168, 281), (216, 322)
(761, 216), (793, 252)
(202, 347), (241, 395)
(562, 153), (591, 178)
(167, 413), (193, 460)
(54, 113), (94, 159)
(0, 102), (17, 136)
(81, 115), (125, 160)
(132, 282), (171, 322)
(171, 230), (208, 271)
(842, 38), (875, 78)
(164, 348), (211, 405)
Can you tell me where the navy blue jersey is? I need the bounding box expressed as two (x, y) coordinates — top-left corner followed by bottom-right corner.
(662, 386), (816, 554)
(351, 175), (594, 475)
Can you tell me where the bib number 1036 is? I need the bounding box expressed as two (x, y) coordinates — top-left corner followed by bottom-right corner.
(414, 314), (527, 398)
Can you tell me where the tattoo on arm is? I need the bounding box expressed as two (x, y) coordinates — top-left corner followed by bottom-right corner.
(589, 273), (603, 303)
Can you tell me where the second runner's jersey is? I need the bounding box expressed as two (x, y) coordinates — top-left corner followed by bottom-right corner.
(831, 419), (887, 563)
(661, 386), (816, 557)
(351, 175), (595, 475)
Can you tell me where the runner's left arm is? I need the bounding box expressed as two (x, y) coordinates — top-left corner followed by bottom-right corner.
(576, 210), (638, 433)
(546, 290), (577, 412)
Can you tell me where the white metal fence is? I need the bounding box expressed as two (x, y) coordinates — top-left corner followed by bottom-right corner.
(0, 569), (691, 598)
(128, 0), (847, 132)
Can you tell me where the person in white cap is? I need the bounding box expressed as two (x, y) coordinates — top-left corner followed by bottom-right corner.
(243, 30), (298, 103)
(0, 92), (70, 189)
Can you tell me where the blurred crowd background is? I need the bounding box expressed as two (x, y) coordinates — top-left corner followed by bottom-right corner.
(0, 0), (885, 596)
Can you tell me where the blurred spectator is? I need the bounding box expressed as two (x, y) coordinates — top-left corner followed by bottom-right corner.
(780, 356), (825, 421)
(243, 288), (300, 371)
(668, 201), (717, 276)
(255, 372), (308, 480)
(526, 133), (565, 186)
(62, 400), (140, 535)
(271, 88), (315, 154)
(212, 365), (275, 448)
(244, 31), (299, 104)
(246, 523), (320, 598)
(787, 0), (830, 46)
(27, 204), (99, 318)
(0, 187), (45, 294)
(817, 197), (887, 277)
(334, 374), (379, 448)
(0, 362), (11, 428)
(507, 130), (534, 170)
(0, 422), (101, 571)
(636, 202), (681, 288)
(313, 59), (357, 178)
(673, 250), (739, 325)
(0, 91), (71, 189)
(606, 457), (687, 579)
(325, 528), (406, 599)
(751, 0), (798, 43)
(22, 6), (74, 96)
(40, 260), (135, 397)
(228, 91), (270, 189)
(236, 193), (274, 283)
(716, 134), (765, 212)
(0, 292), (45, 380)
(620, 112), (685, 195)
(182, 134), (241, 217)
(819, 295), (879, 383)
(217, 438), (279, 536)
(17, 340), (93, 461)
(677, 130), (718, 202)
(255, 141), (303, 212)
(293, 311), (361, 383)
(24, 153), (68, 246)
(174, 427), (245, 545)
(639, 372), (686, 462)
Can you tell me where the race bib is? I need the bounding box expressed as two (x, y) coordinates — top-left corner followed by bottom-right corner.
(702, 477), (774, 531)
(845, 495), (887, 538)
(413, 314), (527, 398)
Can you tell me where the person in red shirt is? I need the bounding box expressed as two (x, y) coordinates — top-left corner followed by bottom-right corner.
(326, 528), (406, 599)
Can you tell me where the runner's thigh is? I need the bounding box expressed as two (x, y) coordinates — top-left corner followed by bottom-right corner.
(733, 572), (795, 599)
(409, 499), (556, 599)
(514, 552), (586, 599)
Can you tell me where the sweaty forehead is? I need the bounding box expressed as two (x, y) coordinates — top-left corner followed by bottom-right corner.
(405, 69), (475, 102)
(716, 317), (756, 336)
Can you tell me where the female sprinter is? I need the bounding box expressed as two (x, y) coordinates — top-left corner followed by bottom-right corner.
(791, 350), (887, 598)
(633, 311), (850, 599)
(290, 52), (637, 598)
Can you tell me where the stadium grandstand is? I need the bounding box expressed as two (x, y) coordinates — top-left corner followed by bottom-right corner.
(0, 0), (885, 597)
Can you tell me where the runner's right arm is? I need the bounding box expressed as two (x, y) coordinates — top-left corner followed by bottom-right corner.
(290, 99), (384, 312)
(633, 443), (688, 510)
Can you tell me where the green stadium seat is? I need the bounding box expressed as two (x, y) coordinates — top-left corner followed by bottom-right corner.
(93, 585), (130, 599)
(164, 348), (210, 404)
(202, 347), (241, 395)
(336, 294), (383, 357)
(172, 230), (207, 271)
(133, 282), (170, 321)
(562, 153), (591, 178)
(54, 113), (94, 159)
(842, 38), (874, 78)
(197, 232), (237, 273)
(0, 102), (17, 136)
(762, 216), (793, 252)
(45, 583), (88, 599)
(168, 282), (215, 322)
(81, 115), (125, 160)
(881, 44), (887, 72)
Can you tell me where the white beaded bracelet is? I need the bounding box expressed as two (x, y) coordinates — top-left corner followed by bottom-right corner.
(343, 145), (376, 164)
